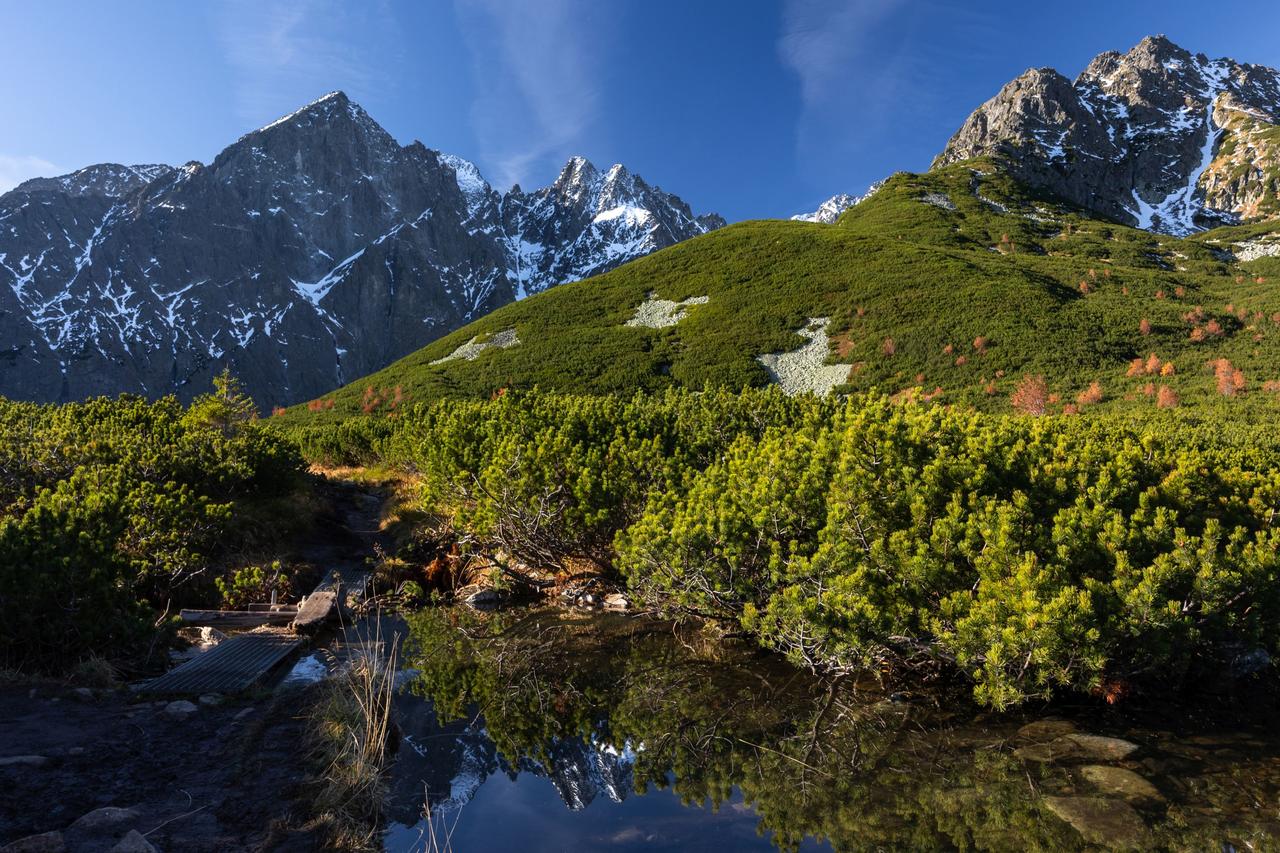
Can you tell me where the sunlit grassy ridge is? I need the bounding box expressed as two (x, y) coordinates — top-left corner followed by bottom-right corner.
(278, 159), (1280, 424)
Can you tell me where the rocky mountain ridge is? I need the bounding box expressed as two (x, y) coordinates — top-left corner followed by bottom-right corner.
(791, 181), (886, 224)
(0, 92), (721, 406)
(935, 35), (1280, 235)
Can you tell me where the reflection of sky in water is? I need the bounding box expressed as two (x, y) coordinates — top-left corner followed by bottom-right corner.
(384, 773), (829, 852)
(280, 653), (328, 685)
(387, 608), (1280, 850)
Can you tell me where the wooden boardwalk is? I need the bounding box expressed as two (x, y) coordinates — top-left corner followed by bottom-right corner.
(138, 566), (371, 694)
(137, 632), (302, 695)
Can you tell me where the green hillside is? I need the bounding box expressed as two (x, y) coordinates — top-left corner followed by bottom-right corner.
(277, 159), (1280, 425)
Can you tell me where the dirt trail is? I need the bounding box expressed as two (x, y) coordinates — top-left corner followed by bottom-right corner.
(0, 475), (391, 852)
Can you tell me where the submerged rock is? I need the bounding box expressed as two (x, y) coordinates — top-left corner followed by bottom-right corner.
(1043, 796), (1148, 849)
(0, 831), (65, 852)
(1015, 720), (1079, 743)
(109, 830), (156, 853)
(70, 806), (140, 832)
(1016, 733), (1140, 763)
(1063, 734), (1141, 761)
(1080, 765), (1165, 803)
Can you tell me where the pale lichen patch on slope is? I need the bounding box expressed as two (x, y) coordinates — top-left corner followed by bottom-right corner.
(1235, 235), (1280, 262)
(920, 192), (957, 211)
(430, 328), (520, 365)
(756, 318), (851, 397)
(624, 293), (709, 328)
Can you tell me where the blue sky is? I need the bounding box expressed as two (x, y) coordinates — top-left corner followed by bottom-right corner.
(1, 0), (1278, 220)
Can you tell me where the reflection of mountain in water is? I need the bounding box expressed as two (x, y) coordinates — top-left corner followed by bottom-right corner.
(534, 732), (636, 811)
(386, 695), (637, 825)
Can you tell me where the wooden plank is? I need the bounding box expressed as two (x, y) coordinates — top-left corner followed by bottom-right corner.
(138, 633), (302, 695)
(291, 589), (338, 632)
(179, 608), (297, 628)
(290, 569), (373, 632)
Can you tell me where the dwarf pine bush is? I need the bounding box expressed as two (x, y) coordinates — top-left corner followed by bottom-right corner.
(0, 393), (304, 670)
(328, 388), (1280, 708)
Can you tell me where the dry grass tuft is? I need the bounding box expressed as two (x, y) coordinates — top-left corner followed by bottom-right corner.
(309, 621), (399, 850)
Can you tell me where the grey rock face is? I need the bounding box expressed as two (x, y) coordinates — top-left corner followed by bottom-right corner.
(447, 153), (724, 298)
(0, 92), (721, 407)
(936, 35), (1280, 235)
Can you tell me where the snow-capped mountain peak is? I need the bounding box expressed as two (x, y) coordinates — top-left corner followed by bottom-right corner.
(0, 94), (722, 407)
(791, 182), (885, 224)
(936, 35), (1280, 235)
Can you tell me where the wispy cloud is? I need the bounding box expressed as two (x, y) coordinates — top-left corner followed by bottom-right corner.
(0, 154), (61, 194)
(778, 0), (909, 176)
(453, 0), (608, 189)
(779, 0), (1002, 190)
(213, 0), (399, 127)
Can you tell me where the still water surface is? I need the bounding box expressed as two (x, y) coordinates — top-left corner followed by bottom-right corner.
(382, 607), (1280, 851)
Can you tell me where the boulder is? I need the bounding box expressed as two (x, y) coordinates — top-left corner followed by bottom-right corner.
(109, 830), (156, 853)
(1080, 765), (1164, 803)
(1043, 796), (1148, 849)
(0, 831), (66, 853)
(197, 693), (224, 707)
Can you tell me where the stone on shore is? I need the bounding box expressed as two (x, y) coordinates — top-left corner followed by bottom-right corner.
(163, 700), (198, 718)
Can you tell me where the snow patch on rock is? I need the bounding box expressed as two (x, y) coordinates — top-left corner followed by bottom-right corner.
(756, 318), (851, 396)
(430, 328), (520, 365)
(624, 293), (709, 328)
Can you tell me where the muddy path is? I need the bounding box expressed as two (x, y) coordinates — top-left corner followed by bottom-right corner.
(0, 474), (393, 852)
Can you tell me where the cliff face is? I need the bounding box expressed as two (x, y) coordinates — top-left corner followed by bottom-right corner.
(0, 93), (721, 406)
(936, 36), (1280, 234)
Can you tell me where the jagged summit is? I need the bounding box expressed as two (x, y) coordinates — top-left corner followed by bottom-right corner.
(936, 35), (1280, 234)
(431, 151), (723, 299)
(0, 93), (722, 407)
(253, 90), (354, 133)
